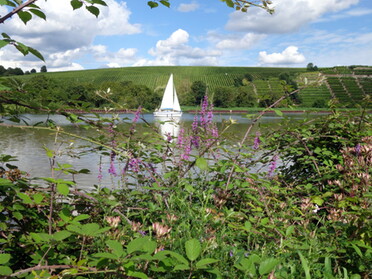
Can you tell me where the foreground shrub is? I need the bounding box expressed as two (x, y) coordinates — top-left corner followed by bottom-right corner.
(0, 102), (371, 278)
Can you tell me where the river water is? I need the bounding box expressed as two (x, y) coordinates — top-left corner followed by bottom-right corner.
(0, 112), (322, 190)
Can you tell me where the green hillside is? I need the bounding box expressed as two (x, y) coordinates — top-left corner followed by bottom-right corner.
(12, 66), (306, 92)
(2, 65), (371, 108)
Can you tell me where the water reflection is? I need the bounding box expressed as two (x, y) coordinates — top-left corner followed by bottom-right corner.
(0, 112), (325, 189)
(154, 116), (181, 141)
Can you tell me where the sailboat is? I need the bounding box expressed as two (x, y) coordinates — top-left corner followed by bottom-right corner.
(154, 74), (182, 118)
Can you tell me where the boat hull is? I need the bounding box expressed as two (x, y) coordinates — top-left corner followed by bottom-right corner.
(153, 111), (182, 118)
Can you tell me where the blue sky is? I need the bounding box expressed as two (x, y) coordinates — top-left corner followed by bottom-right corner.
(1, 0), (372, 71)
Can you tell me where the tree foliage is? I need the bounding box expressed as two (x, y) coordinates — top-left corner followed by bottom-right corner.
(191, 80), (207, 105)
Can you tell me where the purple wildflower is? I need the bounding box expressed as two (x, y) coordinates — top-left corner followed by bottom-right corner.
(253, 132), (261, 150)
(211, 126), (219, 138)
(177, 128), (185, 148)
(165, 132), (172, 143)
(181, 141), (191, 160)
(207, 104), (214, 125)
(98, 157), (103, 182)
(229, 250), (234, 257)
(201, 95), (209, 112)
(192, 115), (199, 132)
(200, 96), (210, 128)
(355, 143), (361, 156)
(108, 160), (117, 176)
(133, 106), (142, 123)
(268, 155), (278, 177)
(191, 115), (200, 148)
(139, 230), (146, 236)
(129, 157), (141, 173)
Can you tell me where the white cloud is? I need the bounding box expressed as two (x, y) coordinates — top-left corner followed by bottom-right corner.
(316, 8), (372, 22)
(226, 0), (360, 34)
(91, 46), (139, 67)
(259, 46), (306, 65)
(177, 2), (199, 12)
(136, 29), (221, 66)
(0, 0), (141, 71)
(216, 33), (266, 50)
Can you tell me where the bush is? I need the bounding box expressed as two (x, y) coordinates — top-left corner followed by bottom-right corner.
(0, 96), (371, 278)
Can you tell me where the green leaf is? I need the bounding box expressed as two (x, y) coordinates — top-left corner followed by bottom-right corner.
(92, 252), (118, 260)
(153, 250), (189, 265)
(33, 193), (44, 204)
(0, 254), (10, 265)
(57, 183), (70, 196)
(1, 33), (11, 39)
(274, 109), (283, 117)
(286, 225), (295, 237)
(28, 46), (45, 61)
(30, 232), (50, 243)
(0, 40), (9, 49)
(73, 214), (90, 222)
(18, 11), (32, 24)
(71, 0), (83, 10)
(86, 5), (100, 17)
(106, 240), (124, 257)
(43, 147), (54, 158)
(0, 266), (12, 276)
(127, 237), (156, 254)
(185, 238), (201, 261)
(224, 0), (235, 8)
(311, 196), (324, 206)
(17, 192), (33, 204)
(350, 243), (363, 258)
(159, 0), (170, 8)
(244, 221), (252, 232)
(126, 270), (148, 279)
(82, 223), (100, 236)
(15, 42), (28, 55)
(92, 0), (107, 6)
(173, 264), (189, 271)
(147, 1), (158, 8)
(196, 157), (208, 170)
(12, 211), (23, 220)
(196, 258), (219, 269)
(67, 224), (83, 235)
(259, 258), (279, 275)
(53, 230), (72, 241)
(0, 178), (13, 187)
(29, 8), (46, 20)
(298, 252), (311, 279)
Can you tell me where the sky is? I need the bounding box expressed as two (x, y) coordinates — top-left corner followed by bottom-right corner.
(0, 0), (372, 72)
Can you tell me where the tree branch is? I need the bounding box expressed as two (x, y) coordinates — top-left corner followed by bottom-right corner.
(0, 0), (39, 24)
(10, 265), (97, 277)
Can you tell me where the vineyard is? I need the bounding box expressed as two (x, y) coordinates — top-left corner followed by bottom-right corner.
(3, 65), (372, 108)
(14, 66), (305, 92)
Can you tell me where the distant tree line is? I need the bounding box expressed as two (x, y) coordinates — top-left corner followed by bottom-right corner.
(0, 65), (47, 76)
(1, 75), (160, 110)
(2, 71), (304, 111)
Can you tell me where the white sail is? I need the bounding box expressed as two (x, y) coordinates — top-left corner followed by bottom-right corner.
(154, 74), (182, 118)
(173, 87), (181, 112)
(159, 74), (174, 110)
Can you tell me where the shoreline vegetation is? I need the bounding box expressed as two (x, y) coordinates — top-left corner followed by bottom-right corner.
(1, 65), (371, 112)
